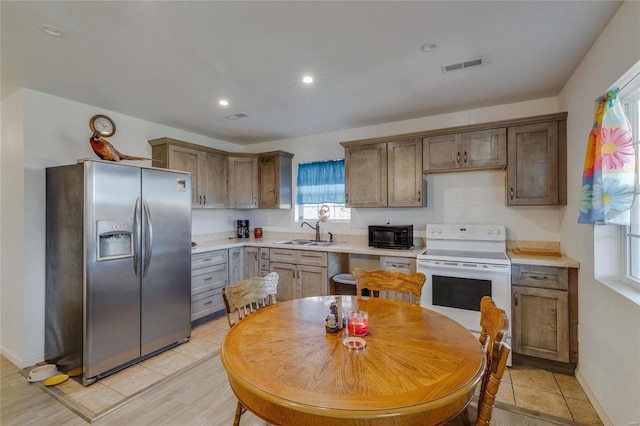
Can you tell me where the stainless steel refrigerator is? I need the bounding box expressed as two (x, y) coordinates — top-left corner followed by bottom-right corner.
(45, 160), (192, 386)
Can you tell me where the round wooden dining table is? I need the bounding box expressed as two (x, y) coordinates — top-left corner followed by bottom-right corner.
(220, 296), (486, 426)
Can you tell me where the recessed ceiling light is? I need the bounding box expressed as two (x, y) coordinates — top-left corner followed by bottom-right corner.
(302, 75), (314, 84)
(421, 42), (438, 52)
(219, 99), (229, 106)
(39, 25), (64, 37)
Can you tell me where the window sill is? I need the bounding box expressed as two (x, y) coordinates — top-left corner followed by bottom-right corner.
(595, 278), (640, 306)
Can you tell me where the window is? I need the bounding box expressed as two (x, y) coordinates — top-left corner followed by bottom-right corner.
(296, 159), (350, 221)
(621, 79), (640, 286)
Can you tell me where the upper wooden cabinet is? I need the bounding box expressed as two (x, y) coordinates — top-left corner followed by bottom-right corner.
(423, 128), (506, 172)
(150, 138), (294, 210)
(258, 151), (294, 209)
(344, 142), (387, 207)
(228, 155), (258, 209)
(341, 112), (567, 207)
(342, 139), (426, 208)
(507, 118), (566, 206)
(387, 139), (425, 207)
(149, 138), (227, 208)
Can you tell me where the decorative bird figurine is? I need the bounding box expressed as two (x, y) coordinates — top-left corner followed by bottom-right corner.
(90, 131), (151, 162)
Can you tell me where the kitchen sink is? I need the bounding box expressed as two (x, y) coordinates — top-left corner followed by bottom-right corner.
(272, 240), (342, 247)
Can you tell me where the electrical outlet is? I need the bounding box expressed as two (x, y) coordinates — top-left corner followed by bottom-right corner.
(266, 216), (271, 225)
(385, 217), (392, 225)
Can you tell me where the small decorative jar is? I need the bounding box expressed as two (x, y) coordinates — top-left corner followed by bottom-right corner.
(347, 311), (369, 336)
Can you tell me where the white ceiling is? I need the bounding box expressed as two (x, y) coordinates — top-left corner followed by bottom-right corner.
(1, 1), (622, 145)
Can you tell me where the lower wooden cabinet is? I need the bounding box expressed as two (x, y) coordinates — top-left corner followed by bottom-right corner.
(244, 247), (270, 279)
(191, 250), (228, 321)
(270, 249), (345, 302)
(511, 264), (577, 364)
(228, 247), (243, 285)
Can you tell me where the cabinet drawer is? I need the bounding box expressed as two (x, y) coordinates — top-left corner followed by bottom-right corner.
(259, 248), (270, 259)
(270, 249), (297, 263)
(512, 265), (568, 290)
(192, 250), (228, 270)
(380, 256), (415, 273)
(191, 289), (224, 320)
(297, 250), (327, 267)
(191, 264), (227, 294)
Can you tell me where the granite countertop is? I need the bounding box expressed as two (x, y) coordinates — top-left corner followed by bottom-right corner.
(191, 235), (580, 268)
(191, 237), (424, 258)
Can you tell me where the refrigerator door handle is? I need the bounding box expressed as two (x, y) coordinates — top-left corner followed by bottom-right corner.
(143, 199), (154, 278)
(134, 197), (141, 277)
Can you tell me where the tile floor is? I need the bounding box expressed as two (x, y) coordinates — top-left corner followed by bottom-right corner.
(46, 315), (602, 425)
(43, 314), (230, 417)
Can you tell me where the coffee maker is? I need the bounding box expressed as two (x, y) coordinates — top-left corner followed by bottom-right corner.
(236, 220), (250, 238)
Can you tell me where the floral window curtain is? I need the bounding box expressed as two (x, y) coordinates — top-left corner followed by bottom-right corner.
(297, 159), (345, 204)
(579, 89), (637, 225)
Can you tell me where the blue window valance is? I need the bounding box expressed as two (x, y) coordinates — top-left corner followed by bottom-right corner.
(296, 159), (345, 204)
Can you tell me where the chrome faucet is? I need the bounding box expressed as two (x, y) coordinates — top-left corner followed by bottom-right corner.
(301, 220), (321, 241)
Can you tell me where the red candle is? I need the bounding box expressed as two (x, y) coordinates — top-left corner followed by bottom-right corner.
(347, 311), (369, 336)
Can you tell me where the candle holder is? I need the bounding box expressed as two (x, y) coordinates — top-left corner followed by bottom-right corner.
(347, 310), (369, 336)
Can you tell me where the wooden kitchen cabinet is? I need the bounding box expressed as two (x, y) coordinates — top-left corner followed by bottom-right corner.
(228, 247), (243, 285)
(423, 128), (506, 172)
(269, 248), (345, 301)
(258, 151), (294, 209)
(344, 142), (387, 207)
(191, 250), (228, 322)
(149, 138), (228, 208)
(228, 155), (258, 209)
(511, 264), (577, 365)
(379, 256), (416, 274)
(507, 119), (567, 205)
(387, 139), (425, 207)
(244, 246), (270, 279)
(343, 139), (425, 208)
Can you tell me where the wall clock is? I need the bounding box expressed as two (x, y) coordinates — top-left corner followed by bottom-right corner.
(89, 114), (116, 138)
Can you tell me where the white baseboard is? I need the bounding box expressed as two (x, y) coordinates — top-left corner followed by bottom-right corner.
(575, 367), (613, 426)
(1, 345), (23, 368)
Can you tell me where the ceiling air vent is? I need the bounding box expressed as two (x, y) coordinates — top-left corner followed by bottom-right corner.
(225, 112), (249, 120)
(441, 56), (485, 73)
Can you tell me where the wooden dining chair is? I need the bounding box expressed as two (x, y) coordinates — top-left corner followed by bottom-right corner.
(222, 272), (278, 425)
(352, 268), (426, 305)
(447, 296), (511, 426)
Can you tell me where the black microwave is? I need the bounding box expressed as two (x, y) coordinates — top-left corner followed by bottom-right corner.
(368, 225), (413, 249)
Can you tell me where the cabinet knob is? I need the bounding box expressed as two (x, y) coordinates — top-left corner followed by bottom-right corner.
(456, 152), (460, 164)
(418, 190), (421, 202)
(203, 195), (206, 204)
(464, 151), (467, 164)
(510, 188), (514, 200)
(515, 292), (518, 306)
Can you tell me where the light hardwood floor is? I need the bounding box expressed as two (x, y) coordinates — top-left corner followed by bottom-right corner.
(1, 353), (590, 426)
(1, 316), (597, 425)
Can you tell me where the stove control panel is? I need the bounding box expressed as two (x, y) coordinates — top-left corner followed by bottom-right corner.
(426, 224), (506, 241)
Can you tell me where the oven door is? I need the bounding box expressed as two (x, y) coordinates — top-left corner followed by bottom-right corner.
(417, 259), (511, 337)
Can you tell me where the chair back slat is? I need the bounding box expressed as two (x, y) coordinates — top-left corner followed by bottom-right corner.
(352, 268), (426, 306)
(476, 341), (511, 425)
(475, 296), (510, 426)
(222, 272), (279, 327)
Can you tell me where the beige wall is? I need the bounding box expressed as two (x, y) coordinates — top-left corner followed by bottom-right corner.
(557, 1), (640, 424)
